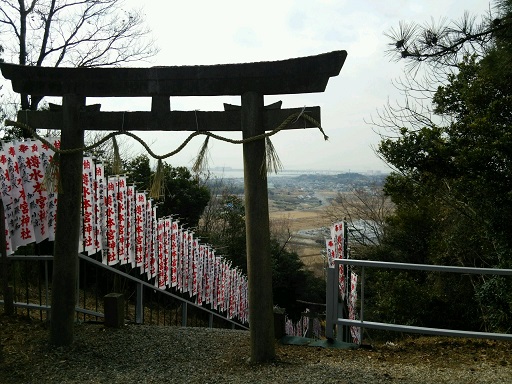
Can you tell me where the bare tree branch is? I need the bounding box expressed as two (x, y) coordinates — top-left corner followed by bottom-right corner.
(323, 183), (394, 248)
(0, 0), (158, 114)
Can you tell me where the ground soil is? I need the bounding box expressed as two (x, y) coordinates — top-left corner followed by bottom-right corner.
(2, 313), (511, 383)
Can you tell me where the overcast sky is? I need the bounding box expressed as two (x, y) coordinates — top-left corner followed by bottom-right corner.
(92, 1), (491, 173)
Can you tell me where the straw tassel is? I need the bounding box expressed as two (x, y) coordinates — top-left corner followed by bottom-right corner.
(192, 135), (210, 174)
(43, 152), (62, 193)
(149, 159), (165, 199)
(261, 136), (283, 176)
(111, 136), (123, 174)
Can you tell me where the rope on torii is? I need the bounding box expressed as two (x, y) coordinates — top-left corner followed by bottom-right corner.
(5, 111), (328, 196)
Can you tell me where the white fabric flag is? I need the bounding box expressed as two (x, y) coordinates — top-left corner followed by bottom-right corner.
(0, 145), (14, 255)
(94, 162), (105, 257)
(126, 185), (136, 267)
(105, 176), (118, 265)
(349, 272), (361, 344)
(18, 140), (49, 244)
(164, 218), (171, 288)
(117, 176), (128, 265)
(80, 156), (95, 254)
(196, 244), (204, 305)
(187, 232), (195, 297)
(135, 192), (146, 271)
(204, 246), (212, 305)
(144, 198), (153, 279)
(170, 220), (179, 287)
(13, 142), (36, 248)
(331, 221), (346, 300)
(157, 218), (166, 289)
(181, 230), (189, 293)
(6, 141), (35, 249)
(177, 225), (183, 292)
(325, 238), (335, 269)
(149, 204), (158, 280)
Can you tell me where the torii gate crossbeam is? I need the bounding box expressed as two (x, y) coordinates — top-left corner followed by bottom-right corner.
(0, 50), (347, 362)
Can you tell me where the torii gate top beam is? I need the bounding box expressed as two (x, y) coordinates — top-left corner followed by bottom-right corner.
(0, 51), (346, 97)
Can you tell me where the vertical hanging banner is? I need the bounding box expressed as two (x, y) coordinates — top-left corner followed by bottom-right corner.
(19, 140), (49, 244)
(349, 272), (361, 344)
(148, 203), (157, 280)
(117, 176), (128, 265)
(143, 198), (153, 279)
(219, 260), (226, 313)
(187, 231), (195, 297)
(181, 229), (189, 293)
(0, 137), (250, 325)
(197, 243), (205, 305)
(106, 176), (118, 265)
(94, 162), (105, 257)
(191, 236), (199, 298)
(170, 220), (179, 288)
(135, 192), (146, 271)
(0, 143), (14, 255)
(164, 217), (171, 288)
(325, 238), (335, 268)
(126, 185), (136, 267)
(80, 156), (95, 254)
(213, 254), (220, 310)
(9, 141), (36, 249)
(331, 221), (346, 300)
(176, 225), (184, 292)
(204, 246), (212, 305)
(157, 218), (166, 289)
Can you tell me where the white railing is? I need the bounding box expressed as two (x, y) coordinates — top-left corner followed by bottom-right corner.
(326, 259), (512, 342)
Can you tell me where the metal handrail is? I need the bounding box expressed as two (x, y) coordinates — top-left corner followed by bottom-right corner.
(326, 258), (512, 342)
(4, 254), (249, 330)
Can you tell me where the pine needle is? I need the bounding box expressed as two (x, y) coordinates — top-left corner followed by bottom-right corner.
(149, 159), (165, 199)
(192, 135), (210, 174)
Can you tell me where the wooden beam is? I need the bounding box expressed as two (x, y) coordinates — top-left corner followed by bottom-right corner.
(0, 51), (347, 97)
(16, 107), (321, 132)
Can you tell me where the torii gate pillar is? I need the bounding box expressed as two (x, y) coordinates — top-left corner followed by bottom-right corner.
(241, 91), (274, 361)
(51, 94), (85, 345)
(0, 50), (347, 362)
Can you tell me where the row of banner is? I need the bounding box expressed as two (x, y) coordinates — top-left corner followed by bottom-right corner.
(0, 138), (248, 324)
(325, 221), (360, 344)
(284, 309), (322, 339)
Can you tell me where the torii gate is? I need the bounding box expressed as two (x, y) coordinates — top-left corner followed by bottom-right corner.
(0, 50), (346, 362)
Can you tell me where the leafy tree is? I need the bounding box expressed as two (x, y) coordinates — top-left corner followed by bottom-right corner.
(365, 0), (512, 333)
(0, 0), (157, 111)
(125, 154), (211, 228)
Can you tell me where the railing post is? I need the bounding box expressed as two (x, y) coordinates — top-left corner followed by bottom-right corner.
(181, 302), (188, 327)
(208, 313), (213, 328)
(136, 282), (143, 324)
(45, 260), (50, 320)
(360, 266), (365, 323)
(325, 267), (336, 339)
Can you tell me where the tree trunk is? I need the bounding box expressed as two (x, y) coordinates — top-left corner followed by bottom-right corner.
(242, 91), (275, 363)
(19, 0), (29, 110)
(50, 93), (85, 346)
